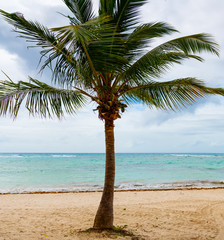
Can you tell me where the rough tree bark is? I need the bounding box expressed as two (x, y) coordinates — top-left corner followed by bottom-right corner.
(93, 118), (115, 229)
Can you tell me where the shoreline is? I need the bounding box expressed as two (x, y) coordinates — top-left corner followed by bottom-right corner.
(1, 185), (224, 195)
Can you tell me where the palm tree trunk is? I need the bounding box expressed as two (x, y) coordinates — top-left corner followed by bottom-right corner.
(93, 118), (115, 229)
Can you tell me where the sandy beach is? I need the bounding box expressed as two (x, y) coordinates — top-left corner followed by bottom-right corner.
(0, 189), (224, 240)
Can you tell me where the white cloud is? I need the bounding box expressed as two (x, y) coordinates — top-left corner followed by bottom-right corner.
(0, 106), (105, 153)
(115, 96), (224, 153)
(0, 48), (27, 80)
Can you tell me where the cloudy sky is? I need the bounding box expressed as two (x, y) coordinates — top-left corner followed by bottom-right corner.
(0, 0), (224, 153)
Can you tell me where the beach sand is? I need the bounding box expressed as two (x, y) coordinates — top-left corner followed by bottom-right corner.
(0, 189), (224, 240)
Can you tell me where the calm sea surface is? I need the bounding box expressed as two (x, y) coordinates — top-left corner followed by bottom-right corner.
(0, 153), (224, 193)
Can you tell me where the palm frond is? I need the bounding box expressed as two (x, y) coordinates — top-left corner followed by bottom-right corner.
(119, 33), (219, 86)
(125, 22), (178, 59)
(99, 0), (116, 16)
(113, 0), (148, 32)
(153, 33), (219, 56)
(115, 52), (203, 92)
(0, 10), (80, 85)
(52, 17), (127, 74)
(0, 10), (54, 47)
(121, 78), (224, 110)
(0, 77), (87, 119)
(62, 0), (95, 24)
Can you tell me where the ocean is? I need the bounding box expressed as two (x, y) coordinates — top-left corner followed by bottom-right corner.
(0, 153), (224, 194)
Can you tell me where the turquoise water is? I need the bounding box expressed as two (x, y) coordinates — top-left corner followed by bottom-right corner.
(0, 153), (224, 193)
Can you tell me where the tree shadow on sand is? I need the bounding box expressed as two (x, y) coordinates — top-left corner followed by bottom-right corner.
(78, 225), (146, 239)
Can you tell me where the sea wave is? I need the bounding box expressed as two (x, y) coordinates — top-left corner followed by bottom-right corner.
(1, 180), (224, 194)
(51, 154), (77, 158)
(170, 154), (222, 158)
(0, 154), (22, 158)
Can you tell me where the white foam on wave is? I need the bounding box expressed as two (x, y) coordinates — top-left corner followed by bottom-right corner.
(0, 154), (22, 158)
(51, 155), (77, 158)
(171, 154), (190, 157)
(171, 154), (223, 158)
(1, 180), (224, 194)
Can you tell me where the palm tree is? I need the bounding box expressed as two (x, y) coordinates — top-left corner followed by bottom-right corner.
(0, 0), (223, 229)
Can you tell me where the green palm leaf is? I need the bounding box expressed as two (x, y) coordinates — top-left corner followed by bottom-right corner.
(125, 22), (178, 60)
(0, 9), (127, 86)
(122, 78), (224, 110)
(99, 0), (116, 16)
(153, 33), (219, 56)
(0, 10), (80, 85)
(121, 33), (218, 86)
(62, 0), (95, 24)
(113, 0), (148, 32)
(0, 77), (86, 119)
(130, 51), (202, 80)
